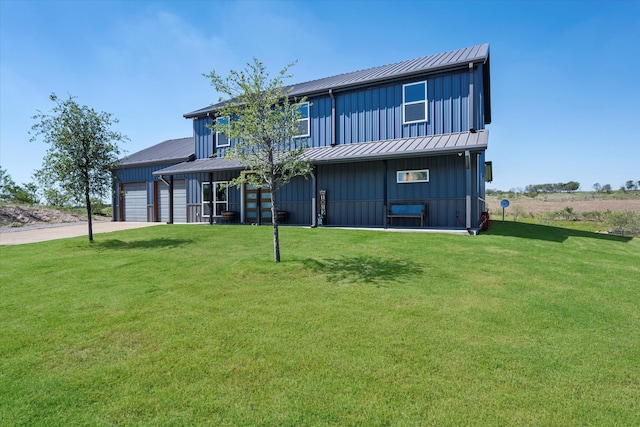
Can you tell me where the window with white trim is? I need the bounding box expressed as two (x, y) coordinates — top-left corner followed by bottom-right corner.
(295, 102), (310, 138)
(202, 181), (228, 216)
(216, 117), (230, 148)
(403, 81), (427, 124)
(397, 169), (429, 183)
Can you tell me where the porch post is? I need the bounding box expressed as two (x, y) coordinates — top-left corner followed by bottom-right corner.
(209, 172), (214, 225)
(311, 167), (317, 227)
(169, 175), (174, 224)
(465, 150), (471, 229)
(383, 160), (388, 228)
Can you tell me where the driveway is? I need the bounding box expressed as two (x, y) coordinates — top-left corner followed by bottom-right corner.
(0, 221), (163, 246)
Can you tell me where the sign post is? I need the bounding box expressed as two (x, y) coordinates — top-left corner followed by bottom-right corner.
(500, 199), (510, 222)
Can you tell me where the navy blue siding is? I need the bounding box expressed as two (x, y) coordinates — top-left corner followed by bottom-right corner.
(195, 117), (213, 159)
(317, 161), (385, 227)
(195, 68), (484, 155)
(113, 165), (188, 221)
(387, 156), (466, 228)
(277, 175), (312, 225)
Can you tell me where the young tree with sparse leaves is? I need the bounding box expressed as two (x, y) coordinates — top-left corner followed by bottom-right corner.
(30, 93), (127, 242)
(205, 59), (312, 263)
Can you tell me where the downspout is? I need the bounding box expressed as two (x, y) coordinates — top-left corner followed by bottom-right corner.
(329, 89), (336, 146)
(468, 63), (476, 133)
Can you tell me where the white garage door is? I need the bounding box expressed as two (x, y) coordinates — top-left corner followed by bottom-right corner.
(123, 182), (148, 222)
(157, 179), (187, 223)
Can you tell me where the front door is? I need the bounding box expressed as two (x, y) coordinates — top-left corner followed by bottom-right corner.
(244, 183), (272, 224)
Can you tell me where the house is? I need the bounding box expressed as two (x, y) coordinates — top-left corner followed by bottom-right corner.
(113, 43), (492, 229)
(112, 137), (194, 222)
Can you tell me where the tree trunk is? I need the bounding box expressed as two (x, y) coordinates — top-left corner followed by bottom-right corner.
(86, 188), (93, 242)
(270, 189), (280, 263)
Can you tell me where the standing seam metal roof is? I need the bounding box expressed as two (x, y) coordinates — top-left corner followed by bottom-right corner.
(184, 43), (490, 118)
(116, 137), (195, 168)
(152, 130), (488, 175)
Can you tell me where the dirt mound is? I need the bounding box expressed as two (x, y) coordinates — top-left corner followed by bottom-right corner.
(0, 205), (87, 227)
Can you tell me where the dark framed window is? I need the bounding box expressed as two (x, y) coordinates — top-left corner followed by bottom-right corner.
(403, 81), (427, 124)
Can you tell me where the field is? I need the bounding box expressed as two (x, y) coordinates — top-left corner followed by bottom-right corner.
(486, 191), (640, 215)
(1, 223), (639, 425)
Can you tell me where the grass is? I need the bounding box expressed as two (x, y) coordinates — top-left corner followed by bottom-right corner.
(1, 223), (639, 426)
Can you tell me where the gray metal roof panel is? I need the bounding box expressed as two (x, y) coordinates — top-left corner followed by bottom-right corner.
(305, 130), (488, 164)
(117, 137), (194, 167)
(185, 43), (490, 118)
(153, 131), (487, 175)
(152, 157), (244, 176)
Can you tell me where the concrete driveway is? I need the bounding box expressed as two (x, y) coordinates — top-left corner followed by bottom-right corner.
(0, 221), (163, 246)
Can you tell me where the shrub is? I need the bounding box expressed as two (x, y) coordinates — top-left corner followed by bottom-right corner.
(604, 210), (640, 236)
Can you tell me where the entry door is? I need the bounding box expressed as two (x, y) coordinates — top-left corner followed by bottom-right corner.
(244, 183), (272, 224)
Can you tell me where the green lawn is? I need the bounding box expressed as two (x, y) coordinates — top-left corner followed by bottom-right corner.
(1, 223), (639, 426)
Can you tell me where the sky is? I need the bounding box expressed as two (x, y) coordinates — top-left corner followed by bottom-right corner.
(1, 0), (639, 192)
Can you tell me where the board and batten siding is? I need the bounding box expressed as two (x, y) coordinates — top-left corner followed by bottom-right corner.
(113, 165), (189, 222)
(192, 65), (487, 156)
(194, 116), (213, 160)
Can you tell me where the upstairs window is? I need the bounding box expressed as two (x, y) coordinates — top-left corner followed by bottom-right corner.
(295, 102), (310, 138)
(403, 81), (427, 124)
(216, 117), (230, 148)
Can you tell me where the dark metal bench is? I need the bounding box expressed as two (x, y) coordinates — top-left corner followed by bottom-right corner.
(387, 202), (427, 227)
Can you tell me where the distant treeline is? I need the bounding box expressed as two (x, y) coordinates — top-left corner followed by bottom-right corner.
(524, 181), (580, 194)
(488, 179), (640, 196)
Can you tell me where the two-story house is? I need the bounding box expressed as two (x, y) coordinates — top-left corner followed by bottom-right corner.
(113, 43), (492, 230)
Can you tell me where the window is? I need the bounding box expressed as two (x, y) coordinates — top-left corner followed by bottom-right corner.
(397, 169), (429, 183)
(202, 181), (228, 216)
(295, 102), (310, 138)
(403, 81), (427, 124)
(216, 117), (230, 148)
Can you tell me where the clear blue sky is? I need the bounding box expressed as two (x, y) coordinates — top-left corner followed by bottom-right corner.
(1, 0), (638, 192)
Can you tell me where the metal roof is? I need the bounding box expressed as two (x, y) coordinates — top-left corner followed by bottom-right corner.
(306, 130), (488, 164)
(153, 130), (488, 175)
(185, 43), (490, 119)
(153, 156), (245, 176)
(116, 137), (195, 168)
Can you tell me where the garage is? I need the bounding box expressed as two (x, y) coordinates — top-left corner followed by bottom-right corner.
(157, 179), (187, 223)
(122, 182), (148, 222)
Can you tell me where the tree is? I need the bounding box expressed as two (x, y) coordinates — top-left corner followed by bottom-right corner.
(0, 166), (17, 202)
(0, 167), (39, 204)
(205, 59), (313, 262)
(30, 93), (126, 242)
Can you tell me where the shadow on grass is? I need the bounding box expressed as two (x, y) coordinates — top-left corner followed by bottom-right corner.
(302, 255), (424, 286)
(487, 221), (633, 243)
(93, 238), (194, 250)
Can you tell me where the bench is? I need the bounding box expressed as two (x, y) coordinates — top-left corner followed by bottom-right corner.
(387, 202), (427, 227)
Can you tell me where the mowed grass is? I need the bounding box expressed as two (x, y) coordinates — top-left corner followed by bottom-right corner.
(1, 223), (639, 426)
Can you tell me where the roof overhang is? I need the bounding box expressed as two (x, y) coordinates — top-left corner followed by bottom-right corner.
(153, 130), (487, 176)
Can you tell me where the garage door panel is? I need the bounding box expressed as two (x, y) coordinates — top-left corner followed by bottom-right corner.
(123, 183), (147, 222)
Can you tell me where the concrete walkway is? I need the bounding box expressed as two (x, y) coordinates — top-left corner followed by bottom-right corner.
(0, 221), (162, 246)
